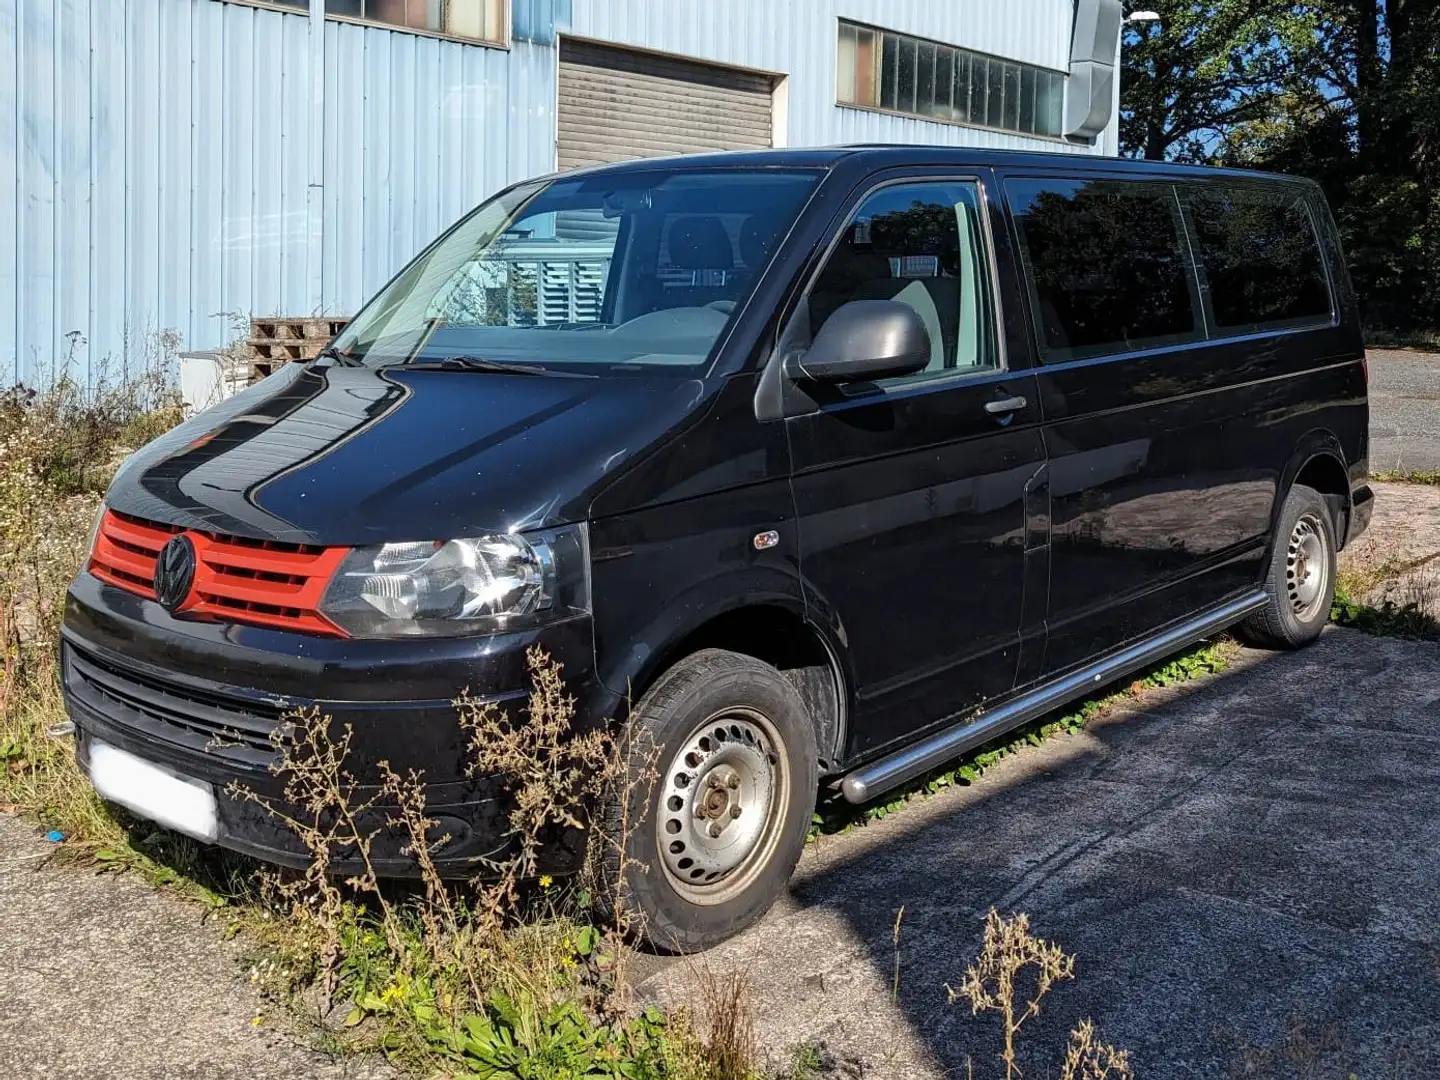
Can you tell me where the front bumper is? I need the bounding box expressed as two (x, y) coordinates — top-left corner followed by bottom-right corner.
(62, 572), (615, 876)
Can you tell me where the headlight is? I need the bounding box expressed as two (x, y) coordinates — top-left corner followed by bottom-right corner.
(318, 523), (589, 638)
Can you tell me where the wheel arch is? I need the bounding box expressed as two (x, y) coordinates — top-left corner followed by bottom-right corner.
(1277, 432), (1353, 549)
(598, 592), (852, 772)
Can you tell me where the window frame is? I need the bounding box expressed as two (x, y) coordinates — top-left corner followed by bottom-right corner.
(834, 18), (1068, 142)
(777, 172), (1012, 399)
(1004, 171), (1342, 368)
(1006, 174), (1208, 365)
(324, 0), (510, 49)
(212, 0), (311, 14)
(1178, 179), (1338, 338)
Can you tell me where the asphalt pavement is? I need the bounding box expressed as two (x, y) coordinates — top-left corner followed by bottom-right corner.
(1368, 348), (1440, 472)
(639, 629), (1440, 1079)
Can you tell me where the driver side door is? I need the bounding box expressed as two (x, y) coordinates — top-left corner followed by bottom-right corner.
(784, 174), (1046, 757)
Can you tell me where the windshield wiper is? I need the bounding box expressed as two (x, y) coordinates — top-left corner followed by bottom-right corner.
(312, 345), (365, 368)
(397, 356), (591, 378)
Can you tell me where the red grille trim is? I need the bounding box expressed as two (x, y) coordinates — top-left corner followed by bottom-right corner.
(88, 510), (349, 638)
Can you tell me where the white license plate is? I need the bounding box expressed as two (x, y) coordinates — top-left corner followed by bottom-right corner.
(88, 741), (219, 843)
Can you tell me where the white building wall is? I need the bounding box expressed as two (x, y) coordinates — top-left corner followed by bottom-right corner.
(565, 0), (1097, 155)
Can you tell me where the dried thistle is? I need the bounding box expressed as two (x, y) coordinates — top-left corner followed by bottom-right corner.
(948, 907), (1077, 1080)
(1060, 1019), (1133, 1080)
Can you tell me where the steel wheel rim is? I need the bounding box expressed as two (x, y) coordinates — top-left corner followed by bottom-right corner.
(1286, 511), (1330, 620)
(656, 706), (789, 906)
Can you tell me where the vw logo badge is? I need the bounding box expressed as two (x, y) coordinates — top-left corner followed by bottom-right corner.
(153, 535), (197, 612)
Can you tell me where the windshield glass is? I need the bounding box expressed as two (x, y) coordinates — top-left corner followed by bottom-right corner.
(331, 168), (823, 374)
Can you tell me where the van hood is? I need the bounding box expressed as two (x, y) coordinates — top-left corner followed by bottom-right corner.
(106, 362), (707, 545)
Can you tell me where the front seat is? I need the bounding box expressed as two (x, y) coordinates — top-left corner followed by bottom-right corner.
(662, 216), (738, 309)
(846, 217), (961, 373)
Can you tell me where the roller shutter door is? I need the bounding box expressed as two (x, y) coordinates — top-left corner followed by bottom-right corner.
(557, 39), (775, 170)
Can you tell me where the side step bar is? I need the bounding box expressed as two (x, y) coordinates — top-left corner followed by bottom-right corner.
(839, 589), (1267, 804)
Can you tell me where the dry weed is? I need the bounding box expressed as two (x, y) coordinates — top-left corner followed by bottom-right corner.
(696, 969), (758, 1080)
(1060, 1019), (1133, 1080)
(951, 908), (1135, 1080)
(949, 908), (1077, 1079)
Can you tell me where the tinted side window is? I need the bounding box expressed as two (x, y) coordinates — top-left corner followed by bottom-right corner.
(1185, 185), (1333, 332)
(807, 180), (998, 383)
(1008, 178), (1200, 361)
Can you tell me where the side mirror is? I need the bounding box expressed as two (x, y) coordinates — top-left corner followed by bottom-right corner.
(784, 299), (931, 384)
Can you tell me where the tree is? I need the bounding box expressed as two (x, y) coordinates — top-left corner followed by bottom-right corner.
(1119, 1), (1327, 162)
(1121, 0), (1440, 334)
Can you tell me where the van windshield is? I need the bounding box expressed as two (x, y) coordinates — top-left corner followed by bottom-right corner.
(330, 168), (823, 375)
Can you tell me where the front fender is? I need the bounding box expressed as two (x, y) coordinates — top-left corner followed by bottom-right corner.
(594, 565), (808, 704)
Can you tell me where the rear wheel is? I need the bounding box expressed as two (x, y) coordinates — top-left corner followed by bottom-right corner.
(1240, 483), (1336, 649)
(598, 649), (817, 953)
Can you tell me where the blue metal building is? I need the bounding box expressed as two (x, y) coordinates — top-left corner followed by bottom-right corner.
(0, 0), (1125, 386)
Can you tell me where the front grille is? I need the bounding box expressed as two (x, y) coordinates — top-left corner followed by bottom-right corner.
(88, 511), (180, 598)
(65, 644), (291, 769)
(88, 509), (348, 637)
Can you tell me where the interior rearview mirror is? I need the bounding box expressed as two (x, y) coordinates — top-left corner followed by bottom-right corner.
(784, 299), (931, 384)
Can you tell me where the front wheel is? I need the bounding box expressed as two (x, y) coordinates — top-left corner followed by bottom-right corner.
(597, 649), (818, 954)
(1240, 483), (1337, 649)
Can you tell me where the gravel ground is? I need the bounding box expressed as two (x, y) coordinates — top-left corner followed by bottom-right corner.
(0, 816), (392, 1080)
(1368, 348), (1440, 472)
(1342, 479), (1440, 618)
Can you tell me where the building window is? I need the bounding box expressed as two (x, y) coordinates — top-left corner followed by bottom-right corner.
(326, 0), (506, 44)
(837, 20), (1065, 139)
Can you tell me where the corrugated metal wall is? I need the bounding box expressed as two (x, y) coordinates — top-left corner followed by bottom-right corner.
(2, 0), (1108, 387)
(0, 0), (553, 386)
(564, 0), (1098, 154)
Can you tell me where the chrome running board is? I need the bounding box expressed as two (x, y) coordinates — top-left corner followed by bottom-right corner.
(839, 589), (1267, 804)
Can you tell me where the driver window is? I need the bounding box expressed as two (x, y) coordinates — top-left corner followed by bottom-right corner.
(808, 180), (998, 383)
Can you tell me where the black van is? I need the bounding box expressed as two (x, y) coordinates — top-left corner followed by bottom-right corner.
(62, 147), (1370, 951)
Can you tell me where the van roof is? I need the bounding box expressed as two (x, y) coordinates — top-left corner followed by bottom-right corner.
(561, 145), (1303, 186)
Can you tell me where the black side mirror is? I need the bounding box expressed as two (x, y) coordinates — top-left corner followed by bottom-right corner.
(784, 299), (931, 384)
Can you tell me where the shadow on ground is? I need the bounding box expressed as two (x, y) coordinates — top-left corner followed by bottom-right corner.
(639, 629), (1440, 1079)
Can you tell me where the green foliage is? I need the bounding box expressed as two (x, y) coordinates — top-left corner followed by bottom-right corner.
(417, 996), (678, 1080)
(1371, 469), (1440, 485)
(811, 641), (1234, 837)
(1331, 587), (1440, 640)
(1120, 1), (1440, 338)
(1120, 1), (1326, 162)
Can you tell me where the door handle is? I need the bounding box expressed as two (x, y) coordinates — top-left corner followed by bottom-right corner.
(984, 395), (1028, 415)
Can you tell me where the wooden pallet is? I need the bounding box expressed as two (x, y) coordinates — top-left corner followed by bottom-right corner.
(248, 317), (349, 382)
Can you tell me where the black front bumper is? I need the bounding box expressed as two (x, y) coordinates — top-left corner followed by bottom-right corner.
(62, 573), (615, 876)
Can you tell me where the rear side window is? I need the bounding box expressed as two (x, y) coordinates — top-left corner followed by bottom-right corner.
(1185, 185), (1333, 332)
(1007, 178), (1201, 361)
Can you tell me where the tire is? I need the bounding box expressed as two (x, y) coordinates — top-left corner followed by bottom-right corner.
(1240, 483), (1337, 649)
(597, 649), (818, 954)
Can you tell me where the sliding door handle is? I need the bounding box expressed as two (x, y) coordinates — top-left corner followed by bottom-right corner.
(984, 395), (1028, 415)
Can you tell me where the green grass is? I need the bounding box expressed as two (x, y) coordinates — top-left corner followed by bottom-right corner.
(1331, 587), (1440, 640)
(1371, 469), (1440, 485)
(810, 639), (1237, 837)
